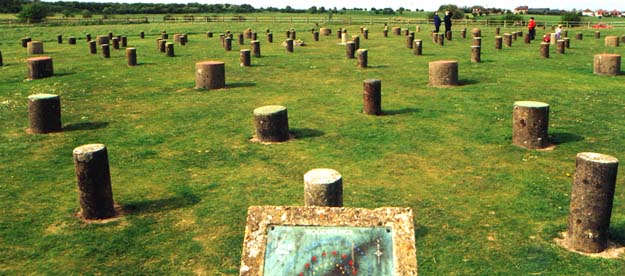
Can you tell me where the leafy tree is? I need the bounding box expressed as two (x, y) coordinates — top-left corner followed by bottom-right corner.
(438, 4), (465, 19)
(397, 7), (405, 15)
(308, 6), (317, 14)
(80, 9), (92, 18)
(381, 8), (395, 15)
(17, 2), (50, 23)
(61, 9), (74, 18)
(562, 11), (582, 26)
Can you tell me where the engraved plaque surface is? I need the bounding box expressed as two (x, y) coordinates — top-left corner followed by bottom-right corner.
(239, 206), (417, 276)
(263, 226), (394, 275)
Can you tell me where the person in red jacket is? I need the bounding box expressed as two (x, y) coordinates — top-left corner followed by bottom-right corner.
(528, 17), (536, 40)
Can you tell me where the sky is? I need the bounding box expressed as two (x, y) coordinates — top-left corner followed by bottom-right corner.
(49, 0), (624, 11)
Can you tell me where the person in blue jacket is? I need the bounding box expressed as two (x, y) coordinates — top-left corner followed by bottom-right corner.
(433, 12), (441, 33)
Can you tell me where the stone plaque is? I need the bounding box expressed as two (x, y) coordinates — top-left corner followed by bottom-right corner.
(264, 225), (394, 275)
(240, 206), (417, 276)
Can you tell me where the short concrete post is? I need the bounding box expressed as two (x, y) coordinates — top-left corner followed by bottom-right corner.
(437, 33), (445, 46)
(345, 41), (356, 59)
(495, 36), (502, 49)
(206, 31), (212, 38)
(446, 31), (452, 41)
(27, 41), (44, 55)
(472, 37), (482, 47)
(461, 28), (466, 38)
(403, 29), (409, 36)
(140, 31), (144, 39)
(27, 56), (53, 79)
(562, 30), (567, 38)
(471, 46), (481, 63)
(21, 37), (31, 48)
(285, 39), (294, 52)
(290, 30), (296, 40)
(195, 61), (226, 90)
(174, 33), (182, 43)
(593, 54), (621, 76)
(251, 40), (260, 57)
(341, 32), (348, 44)
(166, 42), (174, 57)
(89, 40), (98, 54)
(73, 144), (116, 220)
(0, 51), (3, 66)
(414, 39), (422, 55)
(252, 32), (257, 40)
(363, 79), (381, 115)
(556, 39), (565, 54)
(96, 35), (108, 46)
(28, 93), (61, 133)
(225, 37), (232, 51)
(108, 32), (113, 39)
(524, 34), (531, 44)
(406, 34), (414, 48)
(595, 31), (600, 39)
(576, 33), (583, 40)
(363, 29), (368, 39)
(512, 32), (517, 40)
(313, 31), (319, 41)
(111, 37), (119, 50)
(563, 37), (570, 48)
(121, 36), (127, 47)
(352, 35), (360, 50)
(57, 34), (62, 44)
(304, 168), (343, 207)
(126, 48), (137, 66)
(429, 60), (459, 86)
(383, 29), (388, 37)
(320, 28), (330, 36)
(503, 33), (512, 47)
(566, 152), (619, 253)
(240, 49), (251, 66)
(605, 36), (619, 47)
(392, 27), (401, 35)
(495, 27), (500, 35)
(267, 33), (273, 43)
(540, 42), (549, 58)
(357, 49), (368, 68)
(512, 101), (550, 149)
(253, 105), (289, 142)
(159, 39), (167, 52)
(68, 37), (76, 45)
(238, 33), (244, 45)
(550, 33), (557, 45)
(161, 32), (168, 40)
(337, 28), (342, 39)
(102, 44), (110, 58)
(471, 28), (481, 38)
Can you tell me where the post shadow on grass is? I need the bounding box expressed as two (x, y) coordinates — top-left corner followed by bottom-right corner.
(549, 132), (584, 145)
(54, 71), (76, 77)
(458, 78), (479, 85)
(291, 128), (324, 139)
(382, 107), (420, 116)
(414, 224), (428, 239)
(607, 220), (625, 245)
(64, 121), (109, 132)
(123, 193), (200, 215)
(227, 82), (256, 88)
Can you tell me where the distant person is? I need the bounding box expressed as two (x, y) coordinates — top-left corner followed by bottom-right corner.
(555, 24), (563, 40)
(528, 17), (536, 40)
(433, 12), (441, 33)
(443, 11), (453, 34)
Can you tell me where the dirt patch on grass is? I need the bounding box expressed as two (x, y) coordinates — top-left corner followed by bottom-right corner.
(555, 232), (625, 259)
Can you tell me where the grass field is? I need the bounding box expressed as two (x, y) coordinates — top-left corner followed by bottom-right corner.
(1, 19), (625, 275)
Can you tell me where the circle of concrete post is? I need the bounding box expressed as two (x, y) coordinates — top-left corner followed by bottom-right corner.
(429, 60), (459, 86)
(126, 48), (137, 66)
(195, 61), (226, 89)
(101, 44), (110, 58)
(27, 41), (44, 55)
(304, 168), (343, 207)
(512, 101), (550, 149)
(251, 40), (261, 57)
(413, 40), (423, 55)
(28, 93), (61, 133)
(363, 79), (381, 115)
(240, 49), (251, 66)
(253, 105), (290, 142)
(593, 54), (621, 76)
(471, 46), (481, 63)
(73, 144), (116, 220)
(605, 36), (619, 47)
(27, 56), (53, 79)
(567, 152), (619, 253)
(540, 42), (549, 58)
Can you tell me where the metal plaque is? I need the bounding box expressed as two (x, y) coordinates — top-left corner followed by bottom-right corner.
(263, 225), (394, 276)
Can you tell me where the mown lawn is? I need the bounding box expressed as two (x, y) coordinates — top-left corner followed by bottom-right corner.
(1, 20), (625, 275)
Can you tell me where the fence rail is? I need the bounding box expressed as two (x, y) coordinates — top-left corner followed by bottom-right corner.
(1, 16), (624, 29)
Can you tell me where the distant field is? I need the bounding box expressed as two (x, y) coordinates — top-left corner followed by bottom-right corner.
(1, 19), (625, 275)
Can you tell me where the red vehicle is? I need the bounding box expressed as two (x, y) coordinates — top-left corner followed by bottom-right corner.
(592, 23), (613, 29)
